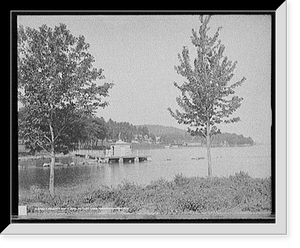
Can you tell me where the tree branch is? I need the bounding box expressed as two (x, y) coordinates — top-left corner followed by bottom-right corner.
(53, 124), (66, 142)
(31, 138), (51, 156)
(43, 135), (51, 143)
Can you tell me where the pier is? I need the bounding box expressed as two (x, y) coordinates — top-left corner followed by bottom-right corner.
(73, 152), (150, 164)
(73, 138), (151, 164)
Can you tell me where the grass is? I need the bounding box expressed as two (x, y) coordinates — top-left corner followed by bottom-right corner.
(19, 171), (272, 217)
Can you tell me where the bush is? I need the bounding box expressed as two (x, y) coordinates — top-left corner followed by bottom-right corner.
(24, 171), (272, 215)
(92, 187), (117, 202)
(29, 185), (52, 203)
(174, 173), (189, 186)
(111, 182), (146, 212)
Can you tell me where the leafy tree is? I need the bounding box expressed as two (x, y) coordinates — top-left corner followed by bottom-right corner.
(18, 23), (113, 195)
(168, 15), (246, 177)
(78, 117), (108, 149)
(92, 117), (108, 145)
(137, 126), (149, 137)
(105, 120), (149, 142)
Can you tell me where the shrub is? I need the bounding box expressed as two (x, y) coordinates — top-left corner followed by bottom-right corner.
(176, 196), (205, 212)
(92, 188), (116, 202)
(29, 185), (53, 204)
(24, 171), (272, 215)
(147, 178), (173, 191)
(174, 173), (190, 186)
(112, 182), (147, 213)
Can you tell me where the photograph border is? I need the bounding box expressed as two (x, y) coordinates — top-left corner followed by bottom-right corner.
(5, 3), (287, 236)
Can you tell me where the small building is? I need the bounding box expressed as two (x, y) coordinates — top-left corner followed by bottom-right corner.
(110, 139), (132, 157)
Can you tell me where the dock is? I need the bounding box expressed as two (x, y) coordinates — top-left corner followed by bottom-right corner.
(100, 156), (149, 163)
(73, 138), (151, 164)
(73, 152), (150, 164)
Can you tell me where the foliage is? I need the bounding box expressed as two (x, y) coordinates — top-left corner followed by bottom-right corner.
(76, 116), (108, 149)
(18, 23), (113, 155)
(18, 106), (80, 153)
(18, 23), (113, 195)
(19, 110), (254, 154)
(212, 133), (253, 146)
(77, 119), (254, 147)
(168, 15), (245, 137)
(21, 172), (272, 215)
(168, 15), (246, 176)
(106, 119), (151, 142)
(145, 125), (253, 146)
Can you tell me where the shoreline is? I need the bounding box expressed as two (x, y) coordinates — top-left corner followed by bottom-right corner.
(18, 143), (260, 160)
(18, 143), (256, 168)
(19, 172), (272, 219)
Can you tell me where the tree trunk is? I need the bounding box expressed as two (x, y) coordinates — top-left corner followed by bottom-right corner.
(49, 124), (55, 197)
(206, 121), (212, 177)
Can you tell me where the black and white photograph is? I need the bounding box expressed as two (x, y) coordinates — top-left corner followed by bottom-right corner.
(6, 6), (288, 235)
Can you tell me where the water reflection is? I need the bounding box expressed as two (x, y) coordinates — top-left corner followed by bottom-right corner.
(19, 145), (271, 190)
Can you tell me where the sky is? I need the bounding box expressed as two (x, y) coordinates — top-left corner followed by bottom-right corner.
(18, 14), (272, 144)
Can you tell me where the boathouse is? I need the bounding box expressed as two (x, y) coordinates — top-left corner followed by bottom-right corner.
(73, 137), (149, 163)
(110, 139), (132, 157)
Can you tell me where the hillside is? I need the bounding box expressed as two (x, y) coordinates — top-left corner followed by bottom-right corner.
(145, 124), (187, 136)
(142, 124), (254, 146)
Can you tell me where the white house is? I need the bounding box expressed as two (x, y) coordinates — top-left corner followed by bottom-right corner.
(109, 139), (132, 157)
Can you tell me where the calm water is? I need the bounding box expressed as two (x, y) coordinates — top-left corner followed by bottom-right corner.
(19, 145), (271, 190)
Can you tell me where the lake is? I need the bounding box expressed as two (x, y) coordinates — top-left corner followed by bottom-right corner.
(18, 145), (271, 191)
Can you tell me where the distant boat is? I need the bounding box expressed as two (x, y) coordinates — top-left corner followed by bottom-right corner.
(191, 157), (205, 160)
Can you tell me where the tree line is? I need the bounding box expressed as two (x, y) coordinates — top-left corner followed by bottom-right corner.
(19, 107), (254, 154)
(18, 107), (154, 153)
(146, 125), (253, 146)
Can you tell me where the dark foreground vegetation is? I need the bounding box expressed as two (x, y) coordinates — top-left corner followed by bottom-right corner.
(20, 172), (271, 217)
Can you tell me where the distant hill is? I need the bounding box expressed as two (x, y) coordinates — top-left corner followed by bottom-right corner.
(145, 124), (187, 136)
(140, 124), (254, 146)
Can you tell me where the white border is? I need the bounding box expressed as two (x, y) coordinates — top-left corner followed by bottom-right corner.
(274, 0), (287, 236)
(3, 3), (287, 235)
